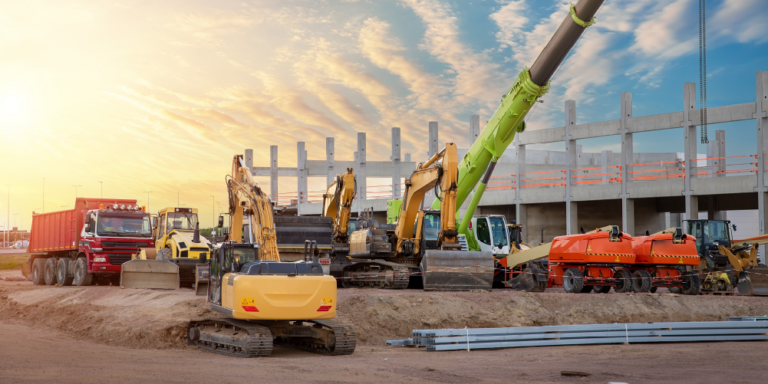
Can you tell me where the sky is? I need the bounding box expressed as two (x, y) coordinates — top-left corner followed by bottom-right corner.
(1, 0), (767, 230)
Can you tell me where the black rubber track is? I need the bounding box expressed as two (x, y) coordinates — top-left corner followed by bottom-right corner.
(273, 319), (356, 356)
(188, 318), (273, 358)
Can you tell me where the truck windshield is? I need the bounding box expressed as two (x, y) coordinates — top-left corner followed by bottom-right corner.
(705, 221), (731, 243)
(489, 217), (509, 248)
(167, 212), (198, 231)
(97, 215), (152, 237)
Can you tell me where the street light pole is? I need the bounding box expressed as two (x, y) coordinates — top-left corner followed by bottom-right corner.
(144, 191), (152, 212)
(72, 185), (82, 199)
(99, 181), (103, 198)
(5, 185), (9, 248)
(210, 195), (215, 227)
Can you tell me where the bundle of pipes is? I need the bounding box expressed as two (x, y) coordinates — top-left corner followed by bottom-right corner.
(387, 320), (768, 351)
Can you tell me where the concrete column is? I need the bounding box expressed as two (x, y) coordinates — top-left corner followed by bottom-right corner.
(391, 128), (401, 199)
(706, 130), (727, 220)
(326, 138), (335, 186)
(356, 132), (367, 200)
(515, 135), (525, 202)
(428, 121), (439, 157)
(716, 130), (726, 177)
(563, 100), (577, 234)
(405, 153), (411, 162)
(620, 92), (634, 234)
(297, 142), (307, 214)
(601, 150), (613, 183)
(270, 146), (278, 201)
(683, 82), (698, 221)
(516, 203), (528, 244)
(469, 115), (480, 147)
(755, 71), (768, 258)
(245, 149), (254, 169)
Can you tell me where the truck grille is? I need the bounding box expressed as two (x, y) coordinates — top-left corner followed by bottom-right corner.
(102, 242), (150, 248)
(108, 254), (132, 265)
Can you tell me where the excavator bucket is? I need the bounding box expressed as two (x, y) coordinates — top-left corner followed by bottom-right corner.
(420, 250), (493, 291)
(120, 260), (180, 290)
(737, 268), (768, 296)
(195, 265), (210, 295)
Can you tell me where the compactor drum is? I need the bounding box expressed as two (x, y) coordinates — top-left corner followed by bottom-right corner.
(187, 243), (356, 357)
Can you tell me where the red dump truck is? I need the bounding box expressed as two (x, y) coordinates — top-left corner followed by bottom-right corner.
(22, 198), (154, 286)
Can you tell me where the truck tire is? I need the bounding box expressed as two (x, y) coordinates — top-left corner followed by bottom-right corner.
(562, 269), (584, 293)
(156, 248), (173, 262)
(681, 271), (701, 295)
(32, 258), (46, 285)
(613, 269), (633, 293)
(44, 258), (57, 285)
(73, 257), (93, 286)
(56, 258), (74, 286)
(631, 270), (652, 293)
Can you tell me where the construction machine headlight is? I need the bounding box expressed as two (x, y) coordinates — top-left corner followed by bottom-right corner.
(134, 205), (140, 210)
(94, 257), (107, 262)
(120, 204), (126, 210)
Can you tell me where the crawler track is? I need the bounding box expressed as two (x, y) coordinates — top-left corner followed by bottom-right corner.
(341, 260), (411, 289)
(273, 319), (357, 355)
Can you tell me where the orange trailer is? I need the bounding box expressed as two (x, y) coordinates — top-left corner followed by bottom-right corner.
(548, 226), (636, 293)
(622, 228), (701, 294)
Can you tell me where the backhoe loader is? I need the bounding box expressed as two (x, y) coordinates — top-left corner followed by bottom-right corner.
(344, 143), (493, 290)
(684, 219), (768, 296)
(186, 154), (356, 357)
(121, 207), (212, 290)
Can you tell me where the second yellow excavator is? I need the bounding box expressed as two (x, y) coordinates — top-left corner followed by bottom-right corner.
(342, 143), (493, 290)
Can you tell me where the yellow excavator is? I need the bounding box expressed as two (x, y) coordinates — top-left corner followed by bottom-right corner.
(186, 154), (356, 357)
(345, 143), (493, 290)
(121, 207), (212, 291)
(321, 168), (362, 280)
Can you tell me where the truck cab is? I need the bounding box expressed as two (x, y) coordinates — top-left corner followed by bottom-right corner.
(80, 204), (154, 275)
(469, 215), (511, 257)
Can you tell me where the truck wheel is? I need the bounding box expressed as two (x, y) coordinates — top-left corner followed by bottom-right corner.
(32, 258), (46, 285)
(631, 270), (652, 293)
(73, 257), (93, 286)
(156, 248), (173, 261)
(613, 270), (633, 293)
(681, 271), (701, 295)
(562, 269), (584, 293)
(56, 258), (74, 286)
(44, 258), (57, 285)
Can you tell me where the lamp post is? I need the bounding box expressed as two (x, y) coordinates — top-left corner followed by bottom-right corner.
(72, 185), (82, 198)
(210, 195), (215, 227)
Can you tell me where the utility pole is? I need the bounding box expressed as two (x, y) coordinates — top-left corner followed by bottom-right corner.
(72, 185), (82, 198)
(144, 191), (152, 212)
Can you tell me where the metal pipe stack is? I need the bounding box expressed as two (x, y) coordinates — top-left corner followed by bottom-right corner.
(387, 320), (768, 352)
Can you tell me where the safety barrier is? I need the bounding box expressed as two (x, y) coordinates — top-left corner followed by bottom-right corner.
(521, 170), (566, 188)
(569, 165), (622, 186)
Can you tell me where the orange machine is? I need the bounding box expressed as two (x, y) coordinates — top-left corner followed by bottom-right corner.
(623, 228), (701, 294)
(548, 226), (636, 293)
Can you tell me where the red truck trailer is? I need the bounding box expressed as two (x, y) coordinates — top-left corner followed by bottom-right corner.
(22, 198), (154, 286)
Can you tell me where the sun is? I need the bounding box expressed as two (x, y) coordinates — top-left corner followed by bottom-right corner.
(1, 93), (28, 124)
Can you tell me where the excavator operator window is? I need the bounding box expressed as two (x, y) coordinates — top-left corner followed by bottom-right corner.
(477, 219), (491, 245)
(423, 213), (440, 241)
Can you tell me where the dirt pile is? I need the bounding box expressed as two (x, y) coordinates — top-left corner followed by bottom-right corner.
(2, 273), (768, 350)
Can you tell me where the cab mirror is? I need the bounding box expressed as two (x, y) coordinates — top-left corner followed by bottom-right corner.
(217, 216), (224, 228)
(84, 224), (92, 233)
(152, 217), (158, 228)
(732, 224), (737, 232)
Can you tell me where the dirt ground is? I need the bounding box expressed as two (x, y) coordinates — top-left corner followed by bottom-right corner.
(2, 267), (768, 383)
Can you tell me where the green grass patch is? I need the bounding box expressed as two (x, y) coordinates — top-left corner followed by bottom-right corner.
(0, 253), (30, 270)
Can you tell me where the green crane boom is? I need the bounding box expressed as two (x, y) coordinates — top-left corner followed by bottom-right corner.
(428, 0), (603, 235)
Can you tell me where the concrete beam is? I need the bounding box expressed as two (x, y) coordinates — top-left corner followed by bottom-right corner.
(392, 128), (401, 199)
(326, 137), (335, 186)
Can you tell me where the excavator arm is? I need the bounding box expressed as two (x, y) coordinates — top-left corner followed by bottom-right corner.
(322, 168), (356, 247)
(394, 143), (460, 254)
(228, 155), (280, 261)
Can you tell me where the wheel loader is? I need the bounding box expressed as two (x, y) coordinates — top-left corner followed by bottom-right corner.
(120, 207), (212, 291)
(186, 154), (356, 357)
